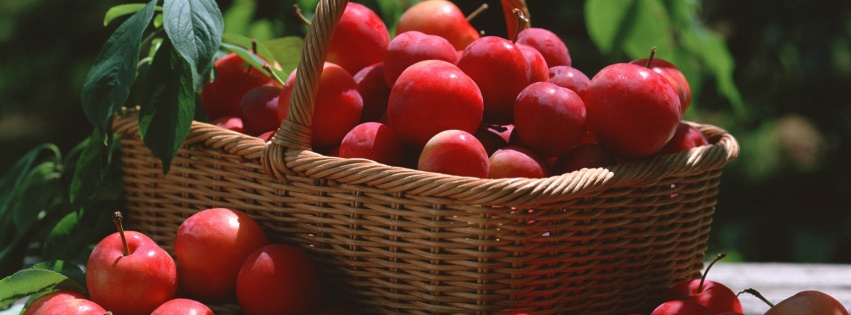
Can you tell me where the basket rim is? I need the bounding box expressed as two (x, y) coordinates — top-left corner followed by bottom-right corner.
(113, 111), (739, 208)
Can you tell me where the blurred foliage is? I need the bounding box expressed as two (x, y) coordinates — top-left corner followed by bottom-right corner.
(1, 0), (850, 266)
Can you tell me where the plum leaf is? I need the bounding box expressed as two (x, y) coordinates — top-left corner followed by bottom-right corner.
(163, 0), (224, 91)
(81, 0), (157, 138)
(138, 38), (195, 175)
(0, 268), (85, 309)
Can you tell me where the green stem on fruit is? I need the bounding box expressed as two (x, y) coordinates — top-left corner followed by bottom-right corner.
(738, 288), (776, 308)
(698, 253), (726, 293)
(262, 63), (286, 87)
(511, 8), (530, 43)
(112, 211), (130, 256)
(644, 47), (657, 68)
(294, 4), (312, 26)
(466, 3), (489, 21)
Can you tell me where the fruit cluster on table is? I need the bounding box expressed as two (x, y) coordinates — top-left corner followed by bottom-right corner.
(28, 209), (850, 315)
(28, 209), (343, 315)
(203, 0), (709, 180)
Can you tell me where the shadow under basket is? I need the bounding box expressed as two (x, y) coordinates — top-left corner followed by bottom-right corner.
(113, 112), (738, 315)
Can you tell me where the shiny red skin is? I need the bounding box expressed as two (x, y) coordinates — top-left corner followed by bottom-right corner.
(665, 279), (744, 314)
(514, 82), (586, 158)
(86, 231), (177, 315)
(457, 36), (531, 124)
(175, 208), (268, 304)
(488, 145), (549, 179)
(339, 122), (406, 167)
(388, 60), (483, 147)
(548, 66), (590, 96)
(241, 86), (281, 136)
(383, 31), (458, 87)
(418, 129), (489, 178)
(657, 123), (709, 155)
(395, 0), (480, 51)
(151, 298), (214, 315)
(517, 43), (549, 84)
(257, 130), (275, 142)
(210, 115), (244, 133)
(765, 290), (850, 315)
(551, 143), (618, 175)
(630, 58), (692, 115)
(24, 290), (107, 315)
(583, 63), (681, 159)
(236, 244), (321, 315)
(353, 63), (391, 123)
(650, 299), (715, 315)
(200, 53), (277, 121)
(277, 62), (363, 150)
(516, 27), (572, 67)
(326, 2), (390, 75)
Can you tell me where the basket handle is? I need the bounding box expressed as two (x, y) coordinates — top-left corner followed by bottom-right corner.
(268, 0), (348, 152)
(262, 0), (529, 177)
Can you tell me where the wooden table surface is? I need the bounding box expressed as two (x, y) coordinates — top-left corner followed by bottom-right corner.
(710, 262), (851, 315)
(2, 262), (849, 314)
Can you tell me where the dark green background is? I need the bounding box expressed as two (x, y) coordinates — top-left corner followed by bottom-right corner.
(2, 0), (850, 263)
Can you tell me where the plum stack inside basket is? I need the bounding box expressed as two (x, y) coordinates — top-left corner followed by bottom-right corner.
(112, 0), (740, 314)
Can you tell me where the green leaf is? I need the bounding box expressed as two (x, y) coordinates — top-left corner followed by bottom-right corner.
(221, 33), (280, 65)
(220, 42), (284, 82)
(0, 144), (60, 220)
(0, 269), (85, 309)
(69, 132), (103, 207)
(0, 145), (62, 245)
(138, 38), (196, 175)
(41, 209), (113, 266)
(154, 13), (164, 29)
(222, 0), (256, 36)
(30, 261), (87, 294)
(680, 23), (746, 115)
(585, 0), (635, 55)
(621, 0), (674, 60)
(10, 161), (63, 231)
(586, 0), (674, 60)
(103, 3), (163, 27)
(264, 36), (304, 75)
(163, 0), (224, 91)
(194, 94), (209, 122)
(81, 0), (157, 137)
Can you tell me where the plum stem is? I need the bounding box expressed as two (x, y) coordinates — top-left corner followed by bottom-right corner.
(466, 3), (489, 21)
(511, 8), (530, 43)
(698, 253), (726, 293)
(112, 211), (130, 256)
(738, 288), (776, 308)
(245, 39), (259, 75)
(294, 4), (312, 26)
(645, 47), (657, 68)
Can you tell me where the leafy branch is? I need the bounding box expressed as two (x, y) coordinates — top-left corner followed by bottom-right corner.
(584, 0), (745, 117)
(80, 0), (223, 174)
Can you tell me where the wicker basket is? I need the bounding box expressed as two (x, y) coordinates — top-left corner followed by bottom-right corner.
(112, 0), (740, 314)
